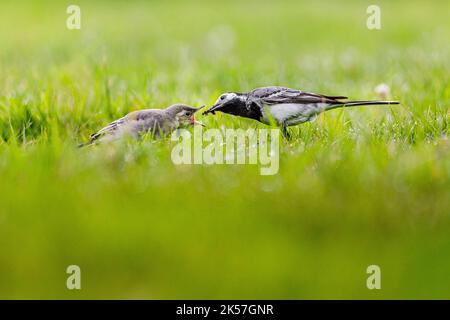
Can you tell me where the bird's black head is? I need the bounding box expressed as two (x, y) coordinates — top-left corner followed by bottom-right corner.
(202, 92), (247, 116)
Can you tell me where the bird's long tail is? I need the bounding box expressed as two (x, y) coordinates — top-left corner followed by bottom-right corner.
(77, 141), (93, 148)
(77, 136), (98, 148)
(326, 100), (399, 111)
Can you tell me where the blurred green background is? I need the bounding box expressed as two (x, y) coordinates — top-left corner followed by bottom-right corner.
(0, 0), (449, 299)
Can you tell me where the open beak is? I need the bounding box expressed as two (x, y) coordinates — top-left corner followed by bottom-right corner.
(190, 115), (205, 126)
(190, 106), (206, 126)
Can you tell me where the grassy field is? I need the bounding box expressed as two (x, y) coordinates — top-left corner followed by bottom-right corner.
(0, 0), (449, 299)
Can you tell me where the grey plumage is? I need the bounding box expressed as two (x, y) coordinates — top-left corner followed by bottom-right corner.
(246, 86), (348, 107)
(80, 104), (203, 147)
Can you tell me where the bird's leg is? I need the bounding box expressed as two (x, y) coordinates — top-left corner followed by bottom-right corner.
(281, 124), (292, 140)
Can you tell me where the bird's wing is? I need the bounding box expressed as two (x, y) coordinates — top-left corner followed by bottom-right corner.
(88, 116), (127, 142)
(126, 109), (167, 135)
(83, 109), (165, 145)
(250, 86), (348, 105)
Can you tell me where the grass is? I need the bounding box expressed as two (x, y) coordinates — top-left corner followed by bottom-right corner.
(0, 0), (449, 299)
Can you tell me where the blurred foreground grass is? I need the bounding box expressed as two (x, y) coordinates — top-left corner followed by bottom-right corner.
(0, 0), (449, 298)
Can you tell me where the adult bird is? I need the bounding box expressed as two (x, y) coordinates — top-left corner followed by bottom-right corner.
(79, 104), (204, 146)
(203, 86), (399, 138)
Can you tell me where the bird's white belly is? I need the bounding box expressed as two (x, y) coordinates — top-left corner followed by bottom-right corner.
(262, 103), (327, 125)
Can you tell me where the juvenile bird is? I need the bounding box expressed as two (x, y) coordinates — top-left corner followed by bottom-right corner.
(80, 104), (204, 146)
(203, 86), (399, 138)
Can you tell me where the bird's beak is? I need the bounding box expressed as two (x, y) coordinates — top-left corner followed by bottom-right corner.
(194, 105), (205, 112)
(190, 114), (206, 127)
(202, 102), (224, 116)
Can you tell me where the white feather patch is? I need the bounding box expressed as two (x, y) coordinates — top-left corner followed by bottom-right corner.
(261, 103), (327, 125)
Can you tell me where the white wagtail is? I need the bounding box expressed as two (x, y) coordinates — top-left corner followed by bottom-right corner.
(80, 104), (204, 146)
(203, 86), (399, 138)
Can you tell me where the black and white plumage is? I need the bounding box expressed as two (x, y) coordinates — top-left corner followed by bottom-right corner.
(203, 86), (399, 138)
(79, 104), (203, 147)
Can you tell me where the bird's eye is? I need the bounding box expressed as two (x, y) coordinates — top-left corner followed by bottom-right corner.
(220, 95), (225, 100)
